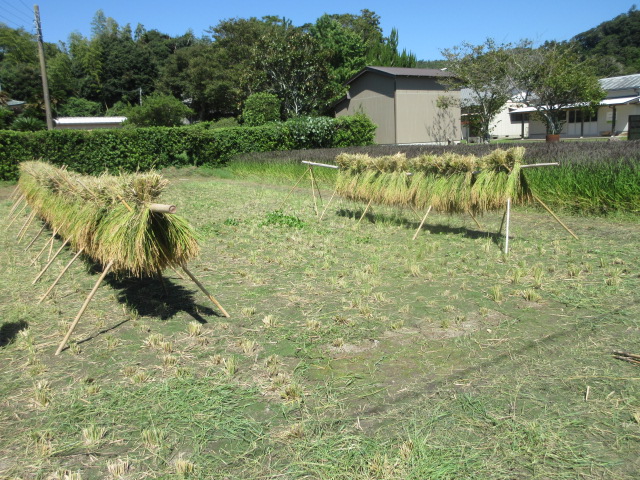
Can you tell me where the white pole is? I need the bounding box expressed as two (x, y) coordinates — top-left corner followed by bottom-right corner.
(504, 198), (511, 254)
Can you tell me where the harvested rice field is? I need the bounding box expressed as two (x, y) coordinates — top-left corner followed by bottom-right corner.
(0, 166), (638, 479)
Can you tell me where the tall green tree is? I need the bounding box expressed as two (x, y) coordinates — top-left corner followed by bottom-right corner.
(0, 26), (42, 102)
(512, 43), (606, 135)
(249, 25), (332, 117)
(309, 15), (366, 91)
(442, 39), (524, 141)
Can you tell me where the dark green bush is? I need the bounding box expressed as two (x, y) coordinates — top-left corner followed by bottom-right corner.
(242, 93), (281, 126)
(0, 114), (376, 180)
(57, 97), (103, 117)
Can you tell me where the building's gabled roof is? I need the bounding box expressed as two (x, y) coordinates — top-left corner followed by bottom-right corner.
(345, 66), (455, 85)
(599, 74), (640, 91)
(6, 100), (26, 107)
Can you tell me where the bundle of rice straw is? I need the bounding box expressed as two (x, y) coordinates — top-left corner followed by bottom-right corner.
(18, 161), (200, 276)
(335, 147), (530, 215)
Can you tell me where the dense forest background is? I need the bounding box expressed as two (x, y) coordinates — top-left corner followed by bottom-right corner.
(1, 6), (639, 125)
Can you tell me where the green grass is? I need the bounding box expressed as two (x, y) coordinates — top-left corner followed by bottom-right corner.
(0, 167), (639, 479)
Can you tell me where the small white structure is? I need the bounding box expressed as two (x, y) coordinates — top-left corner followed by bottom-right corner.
(462, 73), (640, 140)
(53, 116), (127, 130)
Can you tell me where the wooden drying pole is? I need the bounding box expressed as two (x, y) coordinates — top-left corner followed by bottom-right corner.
(17, 210), (36, 241)
(8, 193), (25, 217)
(280, 161), (338, 217)
(33, 238), (70, 284)
(8, 183), (21, 201)
(31, 226), (60, 265)
(55, 260), (114, 355)
(38, 248), (84, 304)
(498, 162), (578, 254)
(300, 162), (340, 221)
(6, 201), (28, 229)
(530, 193), (579, 240)
(279, 166), (314, 211)
(181, 264), (230, 318)
(412, 206), (433, 240)
(24, 222), (47, 251)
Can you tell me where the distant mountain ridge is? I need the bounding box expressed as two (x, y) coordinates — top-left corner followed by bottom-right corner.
(571, 6), (640, 76)
(419, 7), (640, 77)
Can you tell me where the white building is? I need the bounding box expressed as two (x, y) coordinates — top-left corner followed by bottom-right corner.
(461, 73), (640, 140)
(53, 116), (127, 130)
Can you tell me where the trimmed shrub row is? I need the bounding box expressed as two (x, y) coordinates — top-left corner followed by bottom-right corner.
(0, 114), (375, 180)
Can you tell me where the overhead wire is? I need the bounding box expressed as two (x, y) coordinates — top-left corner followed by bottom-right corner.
(0, 0), (33, 24)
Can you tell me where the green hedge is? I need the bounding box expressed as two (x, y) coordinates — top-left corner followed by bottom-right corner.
(0, 114), (375, 180)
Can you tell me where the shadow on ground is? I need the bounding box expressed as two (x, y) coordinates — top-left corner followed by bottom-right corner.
(0, 320), (28, 347)
(336, 207), (505, 243)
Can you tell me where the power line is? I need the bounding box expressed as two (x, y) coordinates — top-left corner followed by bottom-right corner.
(0, 0), (33, 24)
(16, 0), (31, 15)
(0, 12), (26, 30)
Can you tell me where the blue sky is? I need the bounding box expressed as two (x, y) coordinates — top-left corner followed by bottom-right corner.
(1, 0), (636, 60)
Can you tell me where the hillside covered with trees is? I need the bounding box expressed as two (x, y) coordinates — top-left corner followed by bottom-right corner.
(571, 5), (640, 76)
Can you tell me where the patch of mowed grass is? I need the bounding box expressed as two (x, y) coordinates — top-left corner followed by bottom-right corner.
(0, 377), (267, 477)
(1, 173), (639, 479)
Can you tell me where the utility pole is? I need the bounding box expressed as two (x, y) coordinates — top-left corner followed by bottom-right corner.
(34, 5), (53, 130)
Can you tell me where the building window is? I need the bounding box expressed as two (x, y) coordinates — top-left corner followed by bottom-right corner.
(510, 113), (529, 123)
(568, 109), (598, 123)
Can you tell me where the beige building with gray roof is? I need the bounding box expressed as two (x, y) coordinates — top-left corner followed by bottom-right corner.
(334, 66), (461, 144)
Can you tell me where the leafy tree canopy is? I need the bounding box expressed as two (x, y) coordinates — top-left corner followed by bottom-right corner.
(124, 92), (193, 127)
(571, 5), (640, 76)
(512, 44), (606, 134)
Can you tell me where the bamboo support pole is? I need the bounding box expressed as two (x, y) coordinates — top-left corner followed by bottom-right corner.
(17, 210), (36, 241)
(6, 202), (27, 229)
(520, 162), (559, 169)
(468, 212), (483, 229)
(309, 166), (323, 210)
(354, 198), (374, 229)
(412, 205), (433, 241)
(308, 167), (319, 216)
(24, 223), (47, 251)
(181, 264), (230, 318)
(504, 198), (512, 254)
(149, 203), (177, 214)
(31, 228), (59, 266)
(498, 207), (507, 237)
(409, 206), (423, 221)
(33, 238), (70, 285)
(8, 184), (21, 201)
(38, 248), (84, 304)
(170, 265), (187, 280)
(279, 168), (310, 210)
(319, 185), (339, 221)
(301, 161), (339, 169)
(47, 228), (56, 260)
(55, 260), (114, 355)
(8, 194), (25, 217)
(613, 351), (640, 360)
(119, 196), (133, 212)
(531, 193), (579, 240)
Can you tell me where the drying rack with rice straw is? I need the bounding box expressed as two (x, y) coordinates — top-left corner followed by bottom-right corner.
(284, 147), (577, 253)
(8, 161), (230, 356)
